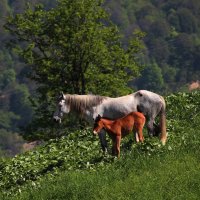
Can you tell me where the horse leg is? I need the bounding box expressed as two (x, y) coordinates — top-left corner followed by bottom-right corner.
(134, 132), (139, 143)
(98, 130), (108, 153)
(153, 122), (160, 136)
(115, 135), (121, 158)
(147, 118), (161, 137)
(146, 118), (155, 137)
(138, 126), (144, 142)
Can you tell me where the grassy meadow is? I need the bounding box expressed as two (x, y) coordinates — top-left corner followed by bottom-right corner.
(0, 91), (200, 200)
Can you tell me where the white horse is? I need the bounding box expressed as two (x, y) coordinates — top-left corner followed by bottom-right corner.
(53, 90), (167, 151)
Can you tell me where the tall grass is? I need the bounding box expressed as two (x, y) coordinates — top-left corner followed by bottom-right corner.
(6, 145), (200, 200)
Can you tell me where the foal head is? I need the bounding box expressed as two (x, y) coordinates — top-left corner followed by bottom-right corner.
(93, 115), (104, 135)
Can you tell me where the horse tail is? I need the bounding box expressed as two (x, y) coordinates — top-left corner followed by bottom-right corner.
(159, 96), (167, 145)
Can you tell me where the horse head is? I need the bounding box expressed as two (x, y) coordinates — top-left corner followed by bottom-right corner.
(53, 92), (70, 123)
(93, 114), (103, 135)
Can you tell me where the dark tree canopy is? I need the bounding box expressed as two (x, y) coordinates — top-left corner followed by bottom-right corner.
(5, 0), (143, 96)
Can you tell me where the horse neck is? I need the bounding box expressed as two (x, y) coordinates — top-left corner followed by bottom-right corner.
(66, 94), (106, 116)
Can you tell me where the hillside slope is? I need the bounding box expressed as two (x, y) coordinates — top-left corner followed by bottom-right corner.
(0, 91), (200, 199)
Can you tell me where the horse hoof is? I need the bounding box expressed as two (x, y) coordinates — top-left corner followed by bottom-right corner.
(161, 138), (166, 145)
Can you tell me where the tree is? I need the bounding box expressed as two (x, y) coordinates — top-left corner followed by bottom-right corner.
(149, 20), (170, 38)
(177, 8), (198, 33)
(5, 0), (144, 139)
(0, 68), (16, 90)
(135, 61), (165, 92)
(0, 110), (20, 130)
(0, 0), (9, 33)
(147, 38), (170, 64)
(0, 129), (24, 156)
(9, 84), (33, 128)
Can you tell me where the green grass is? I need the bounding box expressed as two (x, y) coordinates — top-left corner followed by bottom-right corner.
(5, 147), (200, 200)
(0, 91), (200, 200)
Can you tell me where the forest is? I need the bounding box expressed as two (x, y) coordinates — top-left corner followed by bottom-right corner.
(0, 0), (200, 156)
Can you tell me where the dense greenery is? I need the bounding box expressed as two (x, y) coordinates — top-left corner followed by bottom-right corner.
(0, 1), (41, 155)
(106, 0), (200, 92)
(0, 91), (199, 199)
(5, 1), (143, 96)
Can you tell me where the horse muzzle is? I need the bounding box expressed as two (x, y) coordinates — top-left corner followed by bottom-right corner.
(93, 130), (98, 136)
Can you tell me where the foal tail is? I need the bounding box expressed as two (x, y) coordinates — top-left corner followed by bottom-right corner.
(159, 96), (167, 145)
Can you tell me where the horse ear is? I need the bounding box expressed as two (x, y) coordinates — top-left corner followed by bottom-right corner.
(60, 91), (64, 99)
(94, 114), (101, 122)
(97, 114), (102, 119)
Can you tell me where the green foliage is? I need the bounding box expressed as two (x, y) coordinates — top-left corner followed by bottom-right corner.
(1, 0), (200, 167)
(5, 0), (143, 96)
(107, 0), (200, 90)
(9, 84), (33, 127)
(0, 129), (24, 157)
(0, 82), (33, 133)
(166, 91), (200, 121)
(0, 111), (19, 130)
(166, 91), (200, 148)
(0, 69), (16, 90)
(0, 128), (103, 194)
(177, 8), (198, 33)
(135, 61), (164, 92)
(7, 150), (200, 200)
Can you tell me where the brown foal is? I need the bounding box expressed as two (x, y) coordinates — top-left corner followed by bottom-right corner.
(93, 112), (146, 158)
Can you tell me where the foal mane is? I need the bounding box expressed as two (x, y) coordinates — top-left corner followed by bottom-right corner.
(65, 94), (107, 114)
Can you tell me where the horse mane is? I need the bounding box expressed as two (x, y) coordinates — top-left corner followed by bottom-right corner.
(65, 94), (108, 114)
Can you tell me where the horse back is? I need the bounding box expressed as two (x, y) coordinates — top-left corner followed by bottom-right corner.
(131, 112), (146, 128)
(134, 90), (164, 117)
(120, 112), (145, 132)
(114, 112), (144, 135)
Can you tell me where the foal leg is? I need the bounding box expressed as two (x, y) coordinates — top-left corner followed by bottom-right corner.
(115, 135), (121, 158)
(138, 126), (144, 142)
(134, 132), (139, 143)
(98, 130), (108, 153)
